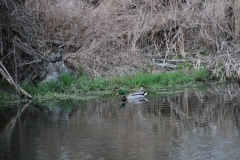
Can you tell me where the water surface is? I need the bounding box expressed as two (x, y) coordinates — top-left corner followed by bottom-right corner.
(1, 83), (240, 160)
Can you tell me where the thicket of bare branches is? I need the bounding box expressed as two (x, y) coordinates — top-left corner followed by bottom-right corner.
(1, 0), (240, 82)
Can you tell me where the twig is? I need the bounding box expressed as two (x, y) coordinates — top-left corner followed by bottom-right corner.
(208, 17), (219, 53)
(13, 37), (47, 61)
(0, 62), (18, 90)
(153, 63), (176, 69)
(17, 60), (42, 67)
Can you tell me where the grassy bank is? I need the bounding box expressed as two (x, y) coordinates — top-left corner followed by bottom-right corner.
(14, 67), (209, 100)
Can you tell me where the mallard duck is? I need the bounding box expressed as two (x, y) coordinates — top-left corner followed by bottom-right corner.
(127, 97), (148, 103)
(116, 87), (147, 101)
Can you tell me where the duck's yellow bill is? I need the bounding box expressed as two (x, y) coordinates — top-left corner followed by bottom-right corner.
(116, 92), (119, 96)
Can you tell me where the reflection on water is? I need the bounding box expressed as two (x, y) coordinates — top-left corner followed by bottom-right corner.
(1, 83), (240, 160)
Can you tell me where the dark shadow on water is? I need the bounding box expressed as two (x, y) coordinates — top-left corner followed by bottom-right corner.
(0, 83), (240, 160)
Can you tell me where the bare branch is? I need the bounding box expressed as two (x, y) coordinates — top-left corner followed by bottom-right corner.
(0, 62), (32, 99)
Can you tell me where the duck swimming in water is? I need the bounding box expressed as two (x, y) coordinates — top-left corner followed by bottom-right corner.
(116, 87), (147, 101)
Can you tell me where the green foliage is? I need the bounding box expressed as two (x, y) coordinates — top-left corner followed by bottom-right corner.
(77, 65), (85, 76)
(123, 71), (195, 87)
(59, 72), (75, 86)
(0, 82), (20, 100)
(15, 67), (211, 100)
(0, 90), (11, 100)
(23, 72), (76, 94)
(199, 51), (209, 56)
(192, 68), (209, 81)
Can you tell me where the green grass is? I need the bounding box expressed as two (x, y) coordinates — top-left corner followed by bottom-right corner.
(0, 67), (210, 100)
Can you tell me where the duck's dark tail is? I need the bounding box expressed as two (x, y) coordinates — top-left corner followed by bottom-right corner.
(143, 91), (147, 96)
(140, 87), (147, 96)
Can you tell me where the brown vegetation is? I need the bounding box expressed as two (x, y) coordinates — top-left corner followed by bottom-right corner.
(1, 0), (240, 83)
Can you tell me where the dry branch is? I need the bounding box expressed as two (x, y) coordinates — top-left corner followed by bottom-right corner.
(0, 62), (32, 99)
(13, 37), (47, 60)
(153, 63), (176, 69)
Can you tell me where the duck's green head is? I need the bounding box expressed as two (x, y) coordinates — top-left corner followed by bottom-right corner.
(116, 90), (125, 95)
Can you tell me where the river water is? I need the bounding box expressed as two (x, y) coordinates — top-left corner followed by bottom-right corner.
(1, 83), (240, 160)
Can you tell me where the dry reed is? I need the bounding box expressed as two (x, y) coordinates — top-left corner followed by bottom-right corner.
(5, 0), (240, 79)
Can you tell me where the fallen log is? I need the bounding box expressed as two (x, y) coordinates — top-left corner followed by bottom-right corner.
(152, 63), (176, 69)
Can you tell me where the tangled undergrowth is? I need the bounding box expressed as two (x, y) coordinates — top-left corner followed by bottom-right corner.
(1, 0), (240, 83)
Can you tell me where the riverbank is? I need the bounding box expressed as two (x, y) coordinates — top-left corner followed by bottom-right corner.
(0, 66), (210, 100)
(1, 0), (240, 100)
